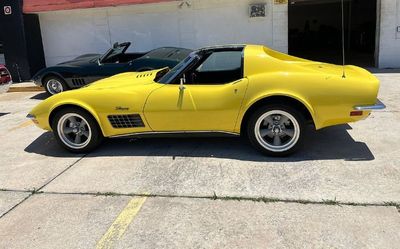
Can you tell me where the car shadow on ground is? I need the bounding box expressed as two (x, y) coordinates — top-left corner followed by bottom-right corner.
(25, 124), (375, 162)
(30, 92), (48, 100)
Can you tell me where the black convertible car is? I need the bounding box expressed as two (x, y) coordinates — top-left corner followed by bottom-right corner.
(32, 42), (192, 95)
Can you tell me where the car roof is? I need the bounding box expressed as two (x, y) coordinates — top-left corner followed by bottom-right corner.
(196, 44), (246, 53)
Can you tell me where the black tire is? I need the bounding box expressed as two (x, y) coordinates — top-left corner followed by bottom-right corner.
(43, 75), (69, 95)
(246, 104), (306, 156)
(51, 107), (104, 153)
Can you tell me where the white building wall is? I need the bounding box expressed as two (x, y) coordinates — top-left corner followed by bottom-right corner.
(379, 0), (400, 68)
(39, 0), (288, 66)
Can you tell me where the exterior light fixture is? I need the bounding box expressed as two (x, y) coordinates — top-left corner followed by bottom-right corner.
(249, 3), (266, 18)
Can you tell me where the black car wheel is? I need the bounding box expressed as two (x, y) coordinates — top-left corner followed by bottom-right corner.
(52, 107), (104, 153)
(247, 105), (306, 156)
(44, 76), (68, 95)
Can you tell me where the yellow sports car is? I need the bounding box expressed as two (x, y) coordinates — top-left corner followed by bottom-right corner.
(28, 45), (385, 156)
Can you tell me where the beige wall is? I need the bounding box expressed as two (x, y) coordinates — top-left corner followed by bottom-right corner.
(38, 0), (288, 66)
(378, 0), (400, 68)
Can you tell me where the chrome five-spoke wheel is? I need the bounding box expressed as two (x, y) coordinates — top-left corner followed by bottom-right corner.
(52, 107), (103, 153)
(247, 105), (305, 156)
(255, 110), (300, 153)
(57, 113), (92, 150)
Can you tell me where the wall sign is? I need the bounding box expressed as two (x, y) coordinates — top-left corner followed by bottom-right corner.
(249, 3), (266, 18)
(274, 0), (288, 4)
(4, 6), (12, 15)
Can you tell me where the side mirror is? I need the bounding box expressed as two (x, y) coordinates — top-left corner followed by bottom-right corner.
(97, 58), (102, 66)
(179, 75), (186, 91)
(113, 42), (119, 49)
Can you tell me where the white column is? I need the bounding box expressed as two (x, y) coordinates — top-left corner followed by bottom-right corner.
(272, 1), (288, 53)
(379, 0), (400, 68)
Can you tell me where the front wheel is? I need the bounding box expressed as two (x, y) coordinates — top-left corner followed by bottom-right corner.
(247, 105), (306, 156)
(52, 107), (104, 153)
(44, 76), (68, 95)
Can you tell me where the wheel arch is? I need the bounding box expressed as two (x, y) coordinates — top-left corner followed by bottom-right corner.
(239, 94), (316, 134)
(48, 103), (105, 136)
(41, 72), (66, 84)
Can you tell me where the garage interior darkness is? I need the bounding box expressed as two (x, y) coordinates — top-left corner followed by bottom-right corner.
(0, 42), (4, 65)
(289, 0), (377, 67)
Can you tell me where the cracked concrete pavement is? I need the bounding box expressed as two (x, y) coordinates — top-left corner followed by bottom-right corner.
(0, 74), (399, 248)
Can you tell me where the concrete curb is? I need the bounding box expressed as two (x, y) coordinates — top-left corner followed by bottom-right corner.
(7, 83), (44, 93)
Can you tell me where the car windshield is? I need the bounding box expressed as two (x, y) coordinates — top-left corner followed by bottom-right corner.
(145, 48), (193, 61)
(99, 44), (128, 63)
(156, 52), (199, 84)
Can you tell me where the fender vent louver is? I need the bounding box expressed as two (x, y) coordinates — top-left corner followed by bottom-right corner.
(72, 78), (86, 86)
(108, 114), (145, 129)
(136, 72), (153, 78)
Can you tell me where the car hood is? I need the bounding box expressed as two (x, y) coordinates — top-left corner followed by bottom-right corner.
(83, 69), (162, 91)
(57, 54), (101, 66)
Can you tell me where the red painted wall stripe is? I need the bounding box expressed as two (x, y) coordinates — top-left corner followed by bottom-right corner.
(23, 0), (176, 13)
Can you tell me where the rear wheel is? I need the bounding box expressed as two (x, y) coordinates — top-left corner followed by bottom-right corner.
(44, 76), (68, 95)
(52, 107), (103, 153)
(247, 105), (305, 156)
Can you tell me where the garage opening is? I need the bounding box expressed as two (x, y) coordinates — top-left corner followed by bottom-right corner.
(0, 42), (5, 65)
(288, 0), (377, 67)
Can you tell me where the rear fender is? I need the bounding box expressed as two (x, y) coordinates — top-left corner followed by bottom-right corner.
(236, 91), (318, 132)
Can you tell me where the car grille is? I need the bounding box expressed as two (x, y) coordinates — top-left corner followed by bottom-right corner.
(108, 114), (145, 129)
(72, 78), (86, 86)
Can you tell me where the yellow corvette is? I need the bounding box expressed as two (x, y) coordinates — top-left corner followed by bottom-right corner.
(28, 45), (385, 156)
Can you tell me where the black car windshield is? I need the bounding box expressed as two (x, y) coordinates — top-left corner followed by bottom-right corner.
(156, 52), (199, 84)
(99, 43), (129, 63)
(145, 48), (193, 61)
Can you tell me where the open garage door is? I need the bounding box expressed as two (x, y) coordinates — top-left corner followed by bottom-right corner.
(0, 43), (5, 65)
(289, 0), (377, 67)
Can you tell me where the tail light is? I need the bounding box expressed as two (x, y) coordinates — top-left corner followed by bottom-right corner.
(350, 111), (363, 116)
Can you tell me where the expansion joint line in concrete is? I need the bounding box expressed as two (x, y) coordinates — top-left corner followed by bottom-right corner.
(0, 154), (88, 219)
(4, 190), (398, 210)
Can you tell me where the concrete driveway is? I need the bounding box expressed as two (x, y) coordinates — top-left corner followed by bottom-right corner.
(0, 74), (399, 248)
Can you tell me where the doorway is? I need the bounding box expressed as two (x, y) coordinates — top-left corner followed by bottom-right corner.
(288, 0), (377, 67)
(0, 42), (5, 65)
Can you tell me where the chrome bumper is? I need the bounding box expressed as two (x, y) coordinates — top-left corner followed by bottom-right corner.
(354, 99), (386, 111)
(26, 114), (36, 120)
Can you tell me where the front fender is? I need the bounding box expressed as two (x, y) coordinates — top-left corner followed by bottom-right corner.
(48, 100), (105, 135)
(32, 69), (66, 86)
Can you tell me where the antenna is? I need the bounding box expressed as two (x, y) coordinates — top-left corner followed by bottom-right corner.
(341, 0), (346, 78)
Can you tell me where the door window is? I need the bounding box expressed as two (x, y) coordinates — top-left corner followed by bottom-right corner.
(186, 50), (243, 85)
